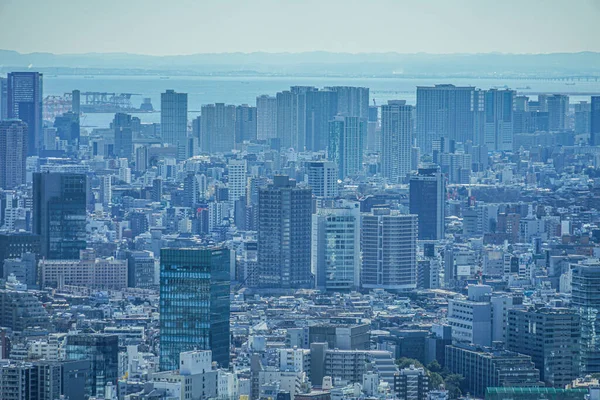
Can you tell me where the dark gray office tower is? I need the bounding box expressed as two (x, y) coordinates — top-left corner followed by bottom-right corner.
(33, 172), (87, 260)
(200, 103), (236, 153)
(113, 113), (134, 160)
(547, 94), (569, 131)
(257, 176), (312, 289)
(305, 89), (338, 151)
(235, 104), (257, 144)
(409, 167), (445, 240)
(416, 85), (474, 153)
(381, 100), (413, 183)
(159, 247), (230, 370)
(54, 111), (80, 146)
(572, 263), (600, 373)
(7, 72), (43, 156)
(71, 89), (80, 115)
(161, 89), (188, 158)
(507, 307), (580, 388)
(328, 116), (365, 179)
(65, 334), (118, 399)
(127, 250), (155, 288)
(325, 86), (369, 121)
(0, 120), (27, 190)
(0, 77), (7, 120)
(591, 96), (600, 146)
(276, 90), (294, 149)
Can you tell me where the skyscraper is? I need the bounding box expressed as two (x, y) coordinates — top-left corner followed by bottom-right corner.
(235, 104), (257, 145)
(112, 113), (134, 160)
(482, 89), (515, 151)
(409, 167), (445, 241)
(325, 86), (369, 121)
(7, 72), (43, 156)
(306, 160), (338, 198)
(547, 94), (569, 131)
(0, 120), (27, 190)
(159, 247), (230, 370)
(361, 208), (417, 291)
(276, 90), (294, 149)
(256, 95), (277, 141)
(572, 263), (600, 373)
(228, 159), (247, 206)
(312, 200), (361, 292)
(257, 176), (312, 289)
(590, 96), (600, 146)
(200, 103), (236, 153)
(305, 89), (338, 151)
(328, 116), (365, 179)
(33, 172), (87, 259)
(54, 111), (80, 147)
(416, 85), (474, 153)
(161, 90), (188, 157)
(381, 100), (413, 183)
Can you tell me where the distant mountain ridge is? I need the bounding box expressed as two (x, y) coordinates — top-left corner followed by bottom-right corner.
(1, 50), (599, 77)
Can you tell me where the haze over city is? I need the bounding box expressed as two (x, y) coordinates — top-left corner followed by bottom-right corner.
(1, 2), (600, 400)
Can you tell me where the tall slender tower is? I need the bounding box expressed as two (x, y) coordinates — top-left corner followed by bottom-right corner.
(256, 95), (277, 141)
(592, 96), (600, 146)
(409, 166), (445, 240)
(0, 120), (27, 190)
(7, 72), (43, 156)
(159, 247), (230, 371)
(328, 116), (365, 179)
(361, 208), (418, 291)
(257, 176), (312, 289)
(161, 90), (188, 158)
(381, 100), (413, 183)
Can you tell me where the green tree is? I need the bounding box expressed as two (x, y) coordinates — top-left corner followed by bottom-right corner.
(444, 374), (465, 400)
(396, 357), (424, 369)
(427, 360), (442, 373)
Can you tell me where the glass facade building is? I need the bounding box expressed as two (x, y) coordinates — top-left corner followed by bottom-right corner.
(32, 172), (87, 260)
(409, 167), (446, 241)
(65, 334), (118, 399)
(159, 247), (230, 371)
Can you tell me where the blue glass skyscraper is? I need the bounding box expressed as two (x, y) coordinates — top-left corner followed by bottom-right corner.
(159, 246), (230, 371)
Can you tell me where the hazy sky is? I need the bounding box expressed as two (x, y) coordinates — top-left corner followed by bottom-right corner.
(1, 0), (599, 55)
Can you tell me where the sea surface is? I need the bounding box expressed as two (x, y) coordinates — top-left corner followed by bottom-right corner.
(42, 75), (600, 129)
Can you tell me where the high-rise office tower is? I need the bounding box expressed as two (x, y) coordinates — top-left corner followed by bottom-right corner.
(0, 77), (7, 120)
(71, 89), (80, 115)
(306, 160), (338, 198)
(33, 172), (87, 259)
(159, 247), (230, 370)
(161, 90), (188, 157)
(361, 208), (418, 291)
(256, 95), (277, 141)
(312, 200), (361, 292)
(547, 94), (569, 131)
(325, 86), (369, 121)
(290, 86), (316, 150)
(328, 116), (365, 179)
(305, 89), (338, 151)
(65, 334), (118, 399)
(572, 263), (600, 373)
(409, 167), (445, 240)
(482, 89), (515, 151)
(54, 111), (80, 147)
(7, 72), (43, 156)
(200, 103), (236, 153)
(235, 104), (257, 144)
(112, 113), (134, 160)
(0, 120), (27, 190)
(257, 176), (312, 289)
(590, 96), (600, 146)
(228, 159), (247, 206)
(276, 90), (294, 149)
(381, 100), (413, 183)
(416, 84), (474, 153)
